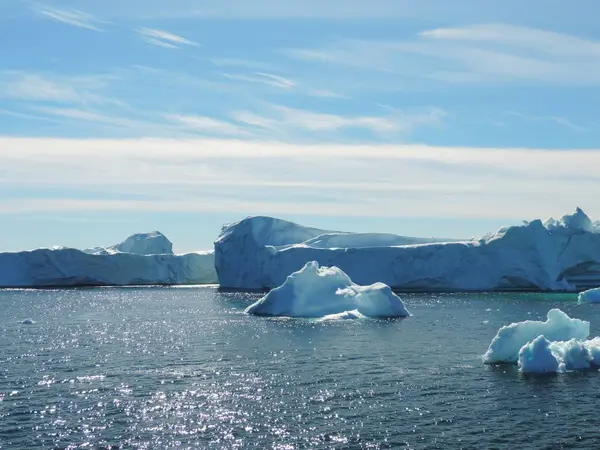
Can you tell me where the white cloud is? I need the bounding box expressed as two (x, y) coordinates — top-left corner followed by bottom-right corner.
(231, 105), (446, 137)
(285, 24), (600, 85)
(221, 72), (296, 89)
(32, 5), (103, 30)
(209, 58), (278, 71)
(506, 111), (587, 133)
(0, 71), (121, 105)
(1, 137), (599, 222)
(136, 28), (199, 48)
(421, 24), (600, 57)
(166, 114), (251, 136)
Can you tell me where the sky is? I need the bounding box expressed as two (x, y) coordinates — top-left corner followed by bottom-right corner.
(2, 0), (600, 252)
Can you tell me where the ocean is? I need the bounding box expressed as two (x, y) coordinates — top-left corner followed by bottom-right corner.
(1, 287), (598, 449)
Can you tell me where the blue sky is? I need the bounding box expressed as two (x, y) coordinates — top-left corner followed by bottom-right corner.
(2, 0), (600, 252)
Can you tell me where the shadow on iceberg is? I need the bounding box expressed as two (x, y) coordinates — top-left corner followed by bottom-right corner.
(245, 261), (410, 320)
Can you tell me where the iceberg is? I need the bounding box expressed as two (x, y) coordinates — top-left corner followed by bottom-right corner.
(578, 287), (600, 303)
(483, 309), (589, 364)
(483, 309), (600, 373)
(0, 232), (217, 288)
(245, 261), (410, 319)
(518, 335), (600, 373)
(215, 208), (600, 292)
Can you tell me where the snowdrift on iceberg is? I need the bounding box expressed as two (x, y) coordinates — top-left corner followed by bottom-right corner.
(578, 287), (600, 303)
(0, 232), (217, 287)
(484, 309), (600, 373)
(215, 208), (600, 292)
(245, 261), (410, 319)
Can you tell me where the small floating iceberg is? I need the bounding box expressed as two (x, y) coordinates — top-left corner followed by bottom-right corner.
(483, 309), (589, 364)
(245, 261), (410, 319)
(483, 309), (600, 373)
(518, 335), (600, 373)
(578, 287), (600, 304)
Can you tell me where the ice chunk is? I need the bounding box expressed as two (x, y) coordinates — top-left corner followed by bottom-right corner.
(245, 261), (410, 319)
(518, 336), (600, 373)
(518, 336), (560, 373)
(483, 309), (589, 364)
(319, 309), (366, 321)
(578, 287), (600, 303)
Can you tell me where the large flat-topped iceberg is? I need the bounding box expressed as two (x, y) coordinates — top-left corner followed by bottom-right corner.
(245, 261), (410, 318)
(215, 208), (600, 292)
(0, 232), (217, 288)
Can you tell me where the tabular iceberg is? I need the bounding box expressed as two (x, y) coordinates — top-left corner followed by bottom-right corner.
(245, 261), (410, 319)
(578, 287), (600, 303)
(0, 232), (217, 288)
(215, 208), (600, 292)
(484, 309), (600, 373)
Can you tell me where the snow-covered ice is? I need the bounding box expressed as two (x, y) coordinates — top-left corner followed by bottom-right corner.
(0, 232), (217, 288)
(578, 287), (600, 303)
(215, 208), (600, 292)
(245, 261), (410, 319)
(483, 309), (589, 364)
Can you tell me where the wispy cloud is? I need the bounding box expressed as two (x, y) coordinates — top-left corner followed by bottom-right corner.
(1, 137), (600, 223)
(34, 107), (149, 128)
(0, 71), (121, 105)
(284, 23), (600, 86)
(506, 111), (587, 133)
(232, 105), (446, 138)
(221, 72), (296, 89)
(32, 5), (103, 31)
(166, 114), (251, 136)
(136, 28), (199, 48)
(209, 58), (277, 71)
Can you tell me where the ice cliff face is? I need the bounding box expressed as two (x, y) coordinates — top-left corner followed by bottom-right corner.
(0, 232), (217, 288)
(215, 209), (600, 292)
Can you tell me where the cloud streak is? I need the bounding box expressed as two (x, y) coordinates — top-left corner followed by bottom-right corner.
(232, 105), (446, 137)
(285, 23), (600, 86)
(221, 72), (296, 89)
(136, 28), (199, 48)
(0, 71), (122, 106)
(2, 137), (599, 223)
(32, 5), (103, 30)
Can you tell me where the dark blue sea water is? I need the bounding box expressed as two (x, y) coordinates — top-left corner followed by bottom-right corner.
(1, 287), (599, 449)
